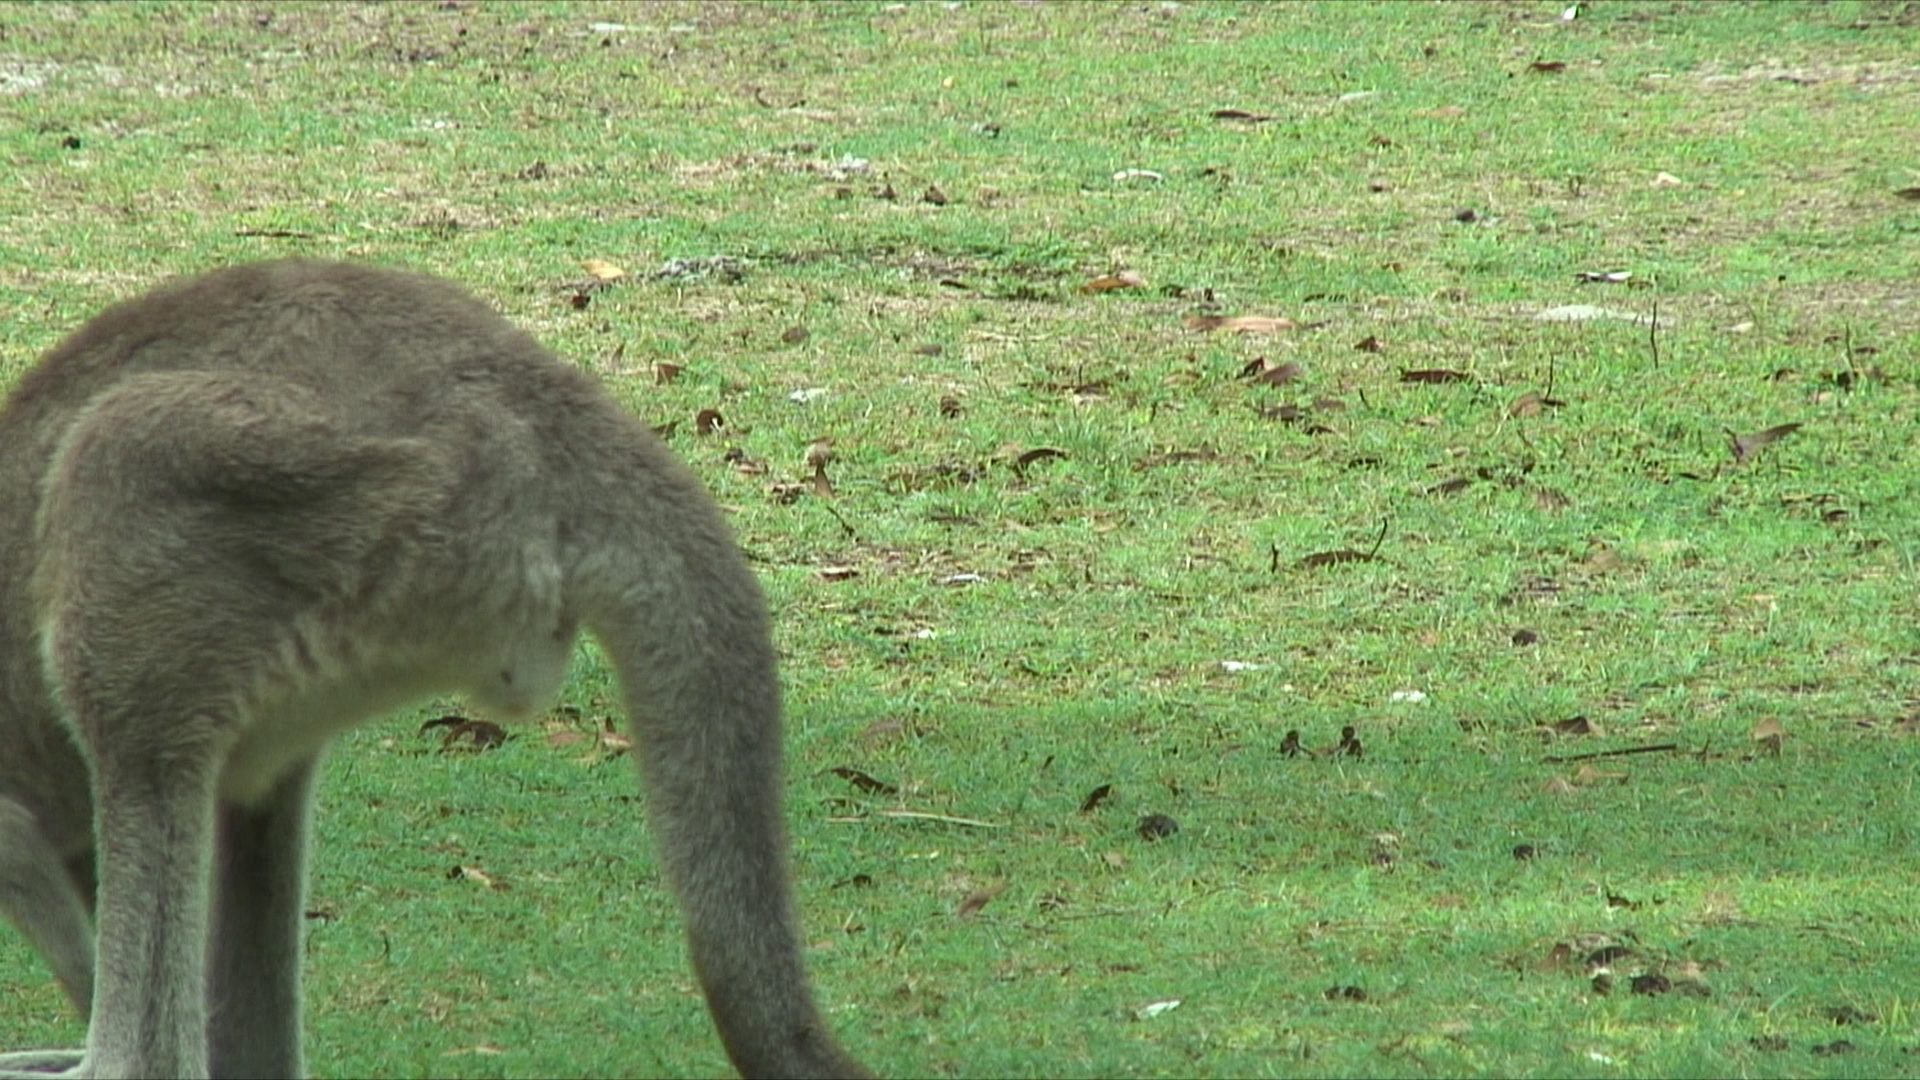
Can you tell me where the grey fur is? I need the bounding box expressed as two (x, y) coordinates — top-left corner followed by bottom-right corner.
(0, 260), (870, 1079)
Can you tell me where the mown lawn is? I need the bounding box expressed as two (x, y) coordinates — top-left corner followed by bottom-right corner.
(1, 2), (1917, 1076)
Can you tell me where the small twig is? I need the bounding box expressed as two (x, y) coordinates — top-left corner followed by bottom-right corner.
(1646, 294), (1661, 369)
(1364, 517), (1390, 559)
(828, 809), (1005, 828)
(1543, 742), (1681, 763)
(818, 501), (859, 541)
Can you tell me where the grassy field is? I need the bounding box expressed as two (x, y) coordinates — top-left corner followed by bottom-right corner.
(2, 1), (1918, 1076)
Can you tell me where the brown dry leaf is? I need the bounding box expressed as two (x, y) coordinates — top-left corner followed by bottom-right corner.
(1210, 108), (1274, 122)
(1353, 335), (1385, 353)
(1185, 314), (1300, 334)
(830, 766), (898, 796)
(1079, 784), (1114, 813)
(781, 325), (810, 345)
(1401, 368), (1473, 384)
(598, 727), (633, 753)
(1528, 60), (1568, 73)
(1751, 717), (1785, 755)
(449, 865), (507, 890)
(545, 730), (589, 749)
(859, 718), (907, 745)
(1541, 776), (1577, 796)
(655, 362), (682, 385)
(420, 716), (507, 752)
(582, 258), (627, 282)
(1081, 270), (1146, 293)
(1014, 447), (1068, 474)
(1545, 716), (1598, 736)
(1239, 358), (1303, 386)
(1297, 549), (1381, 569)
(817, 565), (859, 582)
(955, 882), (1009, 919)
(1894, 187), (1920, 202)
(922, 185), (949, 206)
(1572, 763), (1627, 786)
(1730, 423), (1802, 463)
(695, 408), (725, 435)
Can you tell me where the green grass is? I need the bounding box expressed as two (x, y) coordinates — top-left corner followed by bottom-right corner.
(2, 1), (1918, 1076)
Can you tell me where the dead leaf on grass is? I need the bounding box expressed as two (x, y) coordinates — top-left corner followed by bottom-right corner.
(1079, 784), (1114, 813)
(582, 258), (627, 282)
(1528, 60), (1569, 73)
(1137, 813), (1180, 841)
(955, 882), (1008, 919)
(1572, 763), (1626, 786)
(448, 864), (508, 890)
(830, 766), (897, 796)
(1185, 314), (1299, 334)
(655, 362), (682, 384)
(695, 408), (725, 435)
(1508, 391), (1566, 417)
(817, 565), (859, 581)
(1353, 335), (1385, 352)
(1401, 368), (1473, 384)
(1729, 422), (1802, 463)
(1750, 717), (1785, 755)
(1081, 270), (1146, 293)
(1297, 549), (1382, 569)
(1894, 187), (1920, 202)
(1209, 108), (1274, 122)
(1239, 358), (1304, 385)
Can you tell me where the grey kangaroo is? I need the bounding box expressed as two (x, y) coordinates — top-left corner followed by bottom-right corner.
(0, 259), (871, 1079)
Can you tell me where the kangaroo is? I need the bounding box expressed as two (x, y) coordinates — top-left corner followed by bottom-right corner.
(0, 259), (871, 1079)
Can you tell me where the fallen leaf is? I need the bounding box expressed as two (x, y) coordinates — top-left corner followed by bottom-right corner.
(922, 185), (948, 206)
(955, 882), (1008, 918)
(1572, 763), (1626, 785)
(1185, 314), (1299, 334)
(1894, 187), (1920, 202)
(583, 258), (627, 282)
(1238, 358), (1303, 385)
(1729, 423), (1802, 463)
(781, 325), (810, 345)
(1529, 60), (1568, 73)
(695, 408), (725, 435)
(830, 766), (897, 795)
(655, 362), (682, 384)
(1079, 784), (1114, 813)
(1014, 447), (1068, 474)
(1751, 717), (1785, 755)
(1353, 335), (1385, 352)
(1296, 549), (1382, 569)
(1209, 108), (1273, 121)
(448, 865), (507, 890)
(817, 565), (859, 581)
(1081, 270), (1146, 293)
(1401, 368), (1472, 384)
(1137, 813), (1179, 841)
